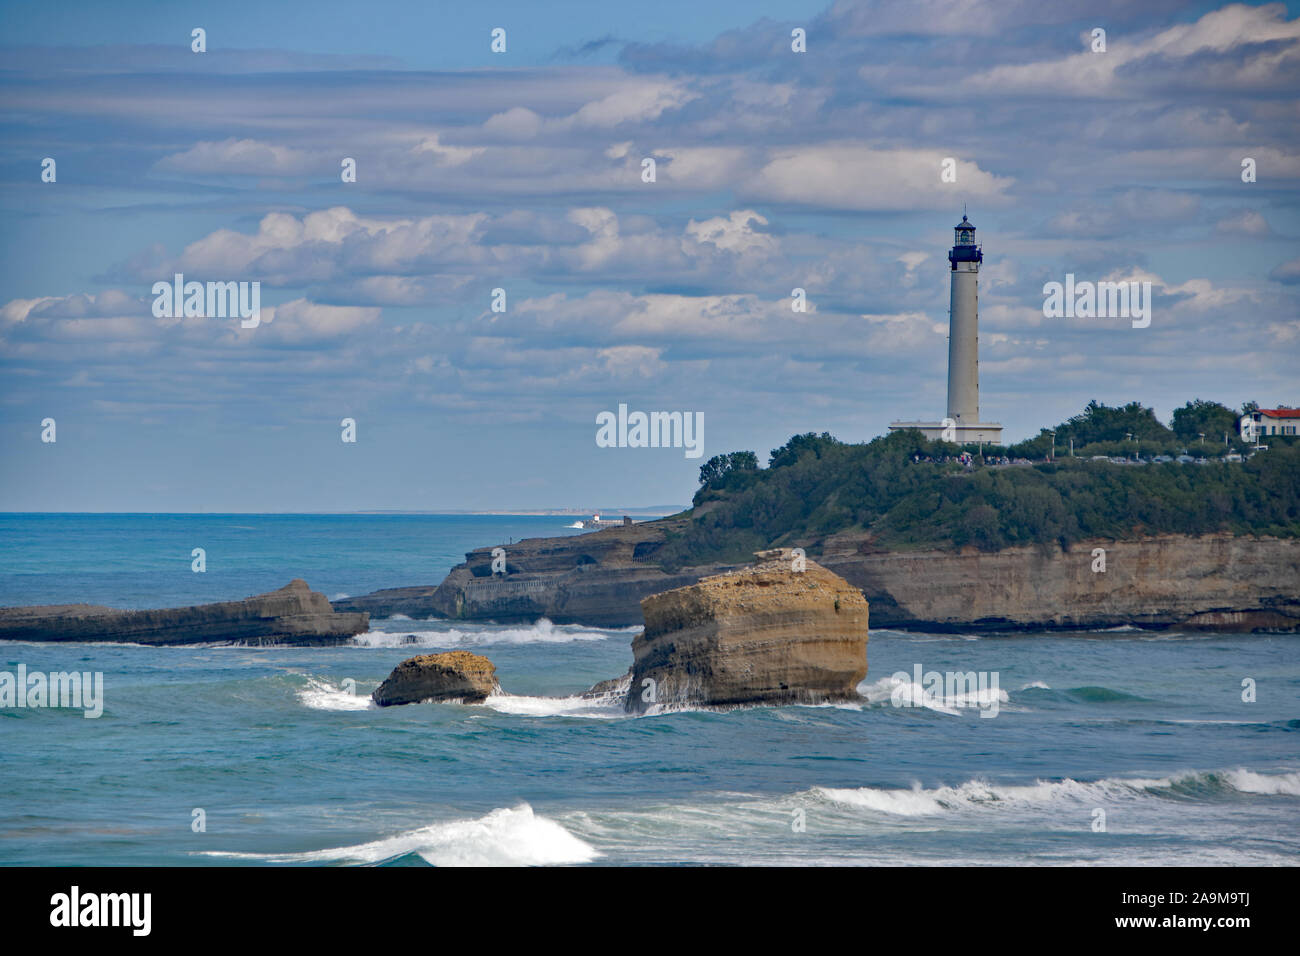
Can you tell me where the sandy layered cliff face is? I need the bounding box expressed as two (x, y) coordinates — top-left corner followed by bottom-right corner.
(627, 550), (869, 712)
(818, 533), (1300, 631)
(0, 579), (370, 645)
(336, 524), (1300, 633)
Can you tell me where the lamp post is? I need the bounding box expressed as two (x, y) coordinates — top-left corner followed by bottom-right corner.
(1049, 430), (1056, 462)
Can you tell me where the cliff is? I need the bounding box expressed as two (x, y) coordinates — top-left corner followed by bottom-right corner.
(626, 549), (868, 712)
(817, 531), (1300, 632)
(0, 579), (370, 646)
(337, 523), (1300, 633)
(333, 520), (717, 627)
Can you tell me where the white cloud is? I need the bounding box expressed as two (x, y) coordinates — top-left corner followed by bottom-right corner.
(965, 4), (1300, 95)
(155, 138), (316, 175)
(684, 210), (776, 255)
(561, 81), (698, 129)
(1215, 210), (1272, 236)
(412, 134), (485, 167)
(260, 299), (381, 341)
(1268, 256), (1300, 284)
(745, 146), (1012, 210)
(483, 106), (544, 139)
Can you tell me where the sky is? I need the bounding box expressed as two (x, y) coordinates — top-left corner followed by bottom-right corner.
(1, 0), (1298, 512)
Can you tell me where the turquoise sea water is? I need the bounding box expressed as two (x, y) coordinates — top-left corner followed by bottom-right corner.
(1, 514), (1297, 866)
(0, 513), (589, 609)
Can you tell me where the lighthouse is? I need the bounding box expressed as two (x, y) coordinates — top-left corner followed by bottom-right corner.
(889, 214), (1003, 445)
(946, 214), (981, 427)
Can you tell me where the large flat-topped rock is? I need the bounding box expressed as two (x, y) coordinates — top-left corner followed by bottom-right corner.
(0, 579), (369, 646)
(626, 549), (869, 712)
(371, 651), (501, 706)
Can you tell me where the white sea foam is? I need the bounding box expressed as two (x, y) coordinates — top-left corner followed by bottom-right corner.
(1019, 680), (1051, 690)
(198, 805), (598, 866)
(353, 618), (612, 648)
(816, 769), (1300, 816)
(856, 675), (1008, 715)
(481, 691), (626, 719)
(296, 677), (373, 711)
(816, 783), (950, 816)
(1225, 769), (1300, 796)
(819, 777), (1136, 815)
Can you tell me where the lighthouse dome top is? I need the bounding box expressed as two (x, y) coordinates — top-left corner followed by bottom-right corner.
(949, 213), (983, 265)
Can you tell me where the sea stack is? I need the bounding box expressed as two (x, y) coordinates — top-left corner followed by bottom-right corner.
(626, 548), (868, 712)
(372, 651), (502, 706)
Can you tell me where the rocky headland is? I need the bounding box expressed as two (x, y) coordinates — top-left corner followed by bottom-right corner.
(0, 579), (369, 646)
(333, 520), (709, 626)
(334, 520), (1300, 633)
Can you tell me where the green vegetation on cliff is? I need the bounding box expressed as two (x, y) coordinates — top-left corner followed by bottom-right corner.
(655, 401), (1300, 568)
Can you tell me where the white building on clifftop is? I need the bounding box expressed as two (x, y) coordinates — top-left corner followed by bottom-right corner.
(889, 215), (1004, 445)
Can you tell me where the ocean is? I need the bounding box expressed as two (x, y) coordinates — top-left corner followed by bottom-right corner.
(1, 513), (1297, 866)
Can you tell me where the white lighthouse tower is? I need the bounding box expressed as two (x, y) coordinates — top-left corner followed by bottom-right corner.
(889, 213), (1003, 445)
(946, 214), (982, 428)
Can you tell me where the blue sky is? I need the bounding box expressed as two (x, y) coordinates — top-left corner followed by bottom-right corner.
(2, 0), (1298, 511)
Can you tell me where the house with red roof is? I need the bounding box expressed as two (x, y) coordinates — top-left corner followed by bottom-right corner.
(1241, 407), (1300, 439)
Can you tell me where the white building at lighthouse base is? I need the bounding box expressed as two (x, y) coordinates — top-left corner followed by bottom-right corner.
(887, 420), (1004, 445)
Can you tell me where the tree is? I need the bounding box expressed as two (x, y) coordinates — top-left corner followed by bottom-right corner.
(698, 450), (758, 487)
(1171, 399), (1238, 442)
(1007, 429), (1055, 459)
(1059, 400), (1173, 445)
(769, 432), (841, 469)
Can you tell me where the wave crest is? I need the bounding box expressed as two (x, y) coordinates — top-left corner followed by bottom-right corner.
(198, 804), (599, 866)
(354, 618), (613, 648)
(816, 769), (1300, 815)
(856, 675), (1008, 715)
(296, 676), (373, 711)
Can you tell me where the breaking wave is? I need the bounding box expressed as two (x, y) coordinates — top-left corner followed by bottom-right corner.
(198, 804), (599, 866)
(295, 676), (373, 711)
(353, 618), (614, 648)
(815, 769), (1300, 816)
(481, 691), (626, 719)
(856, 674), (1008, 715)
